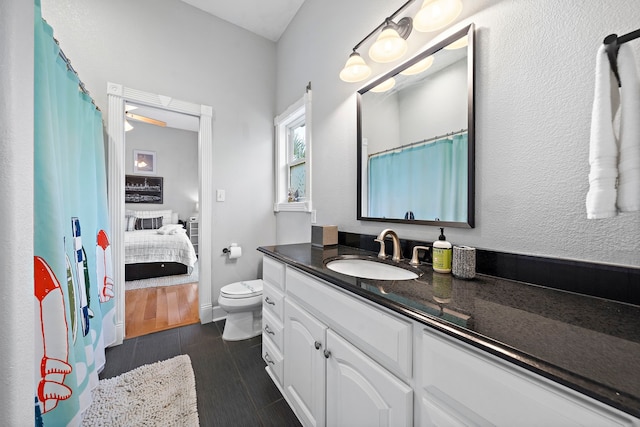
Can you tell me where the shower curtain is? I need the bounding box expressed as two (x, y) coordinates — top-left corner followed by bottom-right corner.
(368, 133), (468, 221)
(34, 0), (116, 425)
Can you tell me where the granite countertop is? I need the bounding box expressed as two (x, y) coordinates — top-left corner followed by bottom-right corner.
(258, 243), (640, 418)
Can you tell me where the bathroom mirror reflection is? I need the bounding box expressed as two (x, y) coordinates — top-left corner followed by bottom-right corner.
(357, 23), (475, 228)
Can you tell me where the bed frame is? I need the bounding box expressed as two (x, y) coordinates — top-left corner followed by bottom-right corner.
(125, 262), (188, 281)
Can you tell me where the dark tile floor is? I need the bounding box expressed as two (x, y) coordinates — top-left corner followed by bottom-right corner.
(100, 320), (301, 426)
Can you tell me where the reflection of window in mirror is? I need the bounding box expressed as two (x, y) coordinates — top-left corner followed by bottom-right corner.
(274, 87), (313, 212)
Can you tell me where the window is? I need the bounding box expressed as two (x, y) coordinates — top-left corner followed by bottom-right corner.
(274, 87), (312, 212)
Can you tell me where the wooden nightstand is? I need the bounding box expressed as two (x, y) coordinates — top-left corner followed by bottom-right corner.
(186, 220), (199, 256)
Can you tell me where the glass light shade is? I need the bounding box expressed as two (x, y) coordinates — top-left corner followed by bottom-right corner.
(124, 119), (134, 132)
(339, 52), (372, 83)
(400, 55), (435, 75)
(370, 77), (396, 93)
(444, 36), (468, 50)
(368, 27), (408, 63)
(413, 0), (463, 32)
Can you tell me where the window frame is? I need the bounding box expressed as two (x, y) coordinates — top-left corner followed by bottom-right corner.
(274, 89), (312, 212)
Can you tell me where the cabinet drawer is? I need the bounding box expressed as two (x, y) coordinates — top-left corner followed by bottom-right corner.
(263, 280), (285, 322)
(262, 335), (283, 387)
(263, 255), (285, 290)
(286, 267), (412, 379)
(419, 329), (635, 426)
(262, 308), (284, 353)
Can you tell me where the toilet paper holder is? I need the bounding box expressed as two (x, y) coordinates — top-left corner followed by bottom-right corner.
(222, 243), (242, 259)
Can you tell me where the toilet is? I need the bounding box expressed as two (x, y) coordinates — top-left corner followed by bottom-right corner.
(218, 279), (264, 341)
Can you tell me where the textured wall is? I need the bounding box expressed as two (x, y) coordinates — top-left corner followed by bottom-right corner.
(276, 0), (640, 267)
(0, 1), (34, 424)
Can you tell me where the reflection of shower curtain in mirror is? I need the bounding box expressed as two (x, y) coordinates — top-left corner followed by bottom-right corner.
(368, 133), (468, 221)
(34, 0), (116, 424)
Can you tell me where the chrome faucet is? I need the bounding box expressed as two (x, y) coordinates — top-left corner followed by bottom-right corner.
(374, 229), (402, 262)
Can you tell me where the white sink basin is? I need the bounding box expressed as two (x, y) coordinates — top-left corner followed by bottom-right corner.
(326, 258), (419, 280)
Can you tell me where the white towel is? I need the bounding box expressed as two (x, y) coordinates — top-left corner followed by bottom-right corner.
(616, 44), (640, 212)
(586, 44), (619, 219)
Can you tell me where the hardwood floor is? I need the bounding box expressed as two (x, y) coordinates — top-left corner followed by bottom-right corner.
(125, 282), (199, 338)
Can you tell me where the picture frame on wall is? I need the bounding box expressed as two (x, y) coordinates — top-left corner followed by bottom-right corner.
(125, 175), (163, 204)
(133, 149), (157, 175)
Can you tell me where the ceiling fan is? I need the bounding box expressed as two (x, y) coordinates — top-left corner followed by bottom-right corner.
(124, 104), (166, 129)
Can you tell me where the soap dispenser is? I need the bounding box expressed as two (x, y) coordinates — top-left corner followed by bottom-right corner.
(432, 228), (452, 273)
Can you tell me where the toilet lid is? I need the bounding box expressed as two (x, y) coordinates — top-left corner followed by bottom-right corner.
(220, 279), (263, 299)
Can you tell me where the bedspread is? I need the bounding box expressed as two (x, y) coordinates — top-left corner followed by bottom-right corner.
(125, 229), (197, 272)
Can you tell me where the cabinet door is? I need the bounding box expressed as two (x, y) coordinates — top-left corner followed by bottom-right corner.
(326, 330), (413, 427)
(285, 299), (327, 427)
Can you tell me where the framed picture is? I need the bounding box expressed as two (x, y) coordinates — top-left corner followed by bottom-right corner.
(125, 175), (163, 204)
(133, 149), (156, 175)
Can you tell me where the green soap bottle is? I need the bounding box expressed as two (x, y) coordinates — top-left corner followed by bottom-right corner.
(432, 228), (452, 273)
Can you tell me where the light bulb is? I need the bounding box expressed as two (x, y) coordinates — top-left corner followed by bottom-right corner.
(413, 0), (463, 32)
(369, 26), (408, 63)
(339, 52), (372, 83)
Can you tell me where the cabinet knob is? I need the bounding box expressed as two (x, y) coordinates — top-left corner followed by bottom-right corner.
(264, 297), (275, 305)
(264, 352), (275, 365)
(323, 349), (331, 359)
(314, 341), (321, 350)
(264, 325), (275, 335)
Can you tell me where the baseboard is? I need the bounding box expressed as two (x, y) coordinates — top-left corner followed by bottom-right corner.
(199, 302), (214, 324)
(211, 305), (227, 322)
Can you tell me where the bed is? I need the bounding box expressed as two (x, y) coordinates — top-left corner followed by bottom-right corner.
(124, 209), (198, 281)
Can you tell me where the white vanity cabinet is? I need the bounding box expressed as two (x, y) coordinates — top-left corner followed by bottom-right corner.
(261, 256), (286, 390)
(284, 298), (413, 427)
(261, 254), (639, 427)
(416, 328), (637, 427)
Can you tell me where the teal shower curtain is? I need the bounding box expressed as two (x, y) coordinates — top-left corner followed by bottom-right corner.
(34, 1), (116, 425)
(368, 133), (468, 221)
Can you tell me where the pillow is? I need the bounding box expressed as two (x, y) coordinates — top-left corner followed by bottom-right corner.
(127, 209), (173, 225)
(157, 224), (183, 235)
(171, 212), (179, 224)
(135, 216), (163, 230)
(124, 215), (136, 231)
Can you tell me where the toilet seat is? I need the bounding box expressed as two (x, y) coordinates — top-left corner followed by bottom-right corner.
(220, 279), (263, 299)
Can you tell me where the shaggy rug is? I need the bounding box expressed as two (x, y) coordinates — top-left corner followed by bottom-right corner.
(125, 261), (199, 291)
(82, 355), (199, 426)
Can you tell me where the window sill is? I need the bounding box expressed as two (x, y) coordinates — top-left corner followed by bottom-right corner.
(274, 201), (311, 213)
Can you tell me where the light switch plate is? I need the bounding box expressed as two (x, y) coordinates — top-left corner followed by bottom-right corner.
(216, 189), (225, 202)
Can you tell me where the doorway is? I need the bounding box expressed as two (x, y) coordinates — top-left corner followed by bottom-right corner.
(107, 82), (214, 345)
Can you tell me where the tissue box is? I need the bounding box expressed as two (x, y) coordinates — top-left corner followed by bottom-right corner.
(311, 225), (338, 247)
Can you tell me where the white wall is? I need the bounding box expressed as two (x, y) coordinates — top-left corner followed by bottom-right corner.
(125, 122), (198, 220)
(276, 0), (640, 268)
(0, 1), (34, 424)
(41, 0), (278, 306)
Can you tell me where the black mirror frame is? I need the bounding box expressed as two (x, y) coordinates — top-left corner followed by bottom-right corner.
(356, 23), (475, 228)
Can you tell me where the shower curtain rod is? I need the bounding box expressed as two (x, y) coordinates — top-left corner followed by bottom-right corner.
(369, 128), (467, 158)
(53, 35), (100, 111)
(604, 28), (640, 87)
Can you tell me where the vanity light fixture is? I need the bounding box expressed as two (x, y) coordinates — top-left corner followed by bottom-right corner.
(368, 18), (412, 63)
(413, 0), (463, 32)
(400, 55), (434, 75)
(370, 77), (396, 93)
(339, 51), (372, 83)
(339, 0), (463, 83)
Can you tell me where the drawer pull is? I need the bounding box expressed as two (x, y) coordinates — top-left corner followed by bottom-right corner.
(264, 297), (275, 306)
(314, 341), (322, 350)
(264, 352), (275, 365)
(324, 349), (331, 359)
(264, 325), (275, 335)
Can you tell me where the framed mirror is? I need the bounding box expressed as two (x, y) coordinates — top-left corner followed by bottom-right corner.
(357, 24), (475, 228)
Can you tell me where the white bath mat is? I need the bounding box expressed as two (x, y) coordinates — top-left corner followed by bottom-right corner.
(82, 355), (199, 426)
